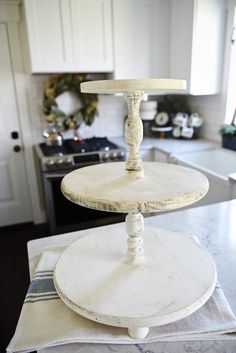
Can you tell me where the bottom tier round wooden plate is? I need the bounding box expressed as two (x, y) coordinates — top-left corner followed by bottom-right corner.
(54, 226), (216, 338)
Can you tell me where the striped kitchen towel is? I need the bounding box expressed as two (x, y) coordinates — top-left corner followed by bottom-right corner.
(24, 269), (59, 304)
(7, 246), (236, 353)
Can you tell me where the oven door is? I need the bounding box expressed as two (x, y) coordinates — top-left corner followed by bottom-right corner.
(43, 172), (125, 235)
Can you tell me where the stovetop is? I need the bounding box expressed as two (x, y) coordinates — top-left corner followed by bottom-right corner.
(37, 137), (126, 171)
(39, 137), (120, 157)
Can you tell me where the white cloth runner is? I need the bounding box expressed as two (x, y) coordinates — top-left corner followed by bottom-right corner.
(7, 245), (236, 353)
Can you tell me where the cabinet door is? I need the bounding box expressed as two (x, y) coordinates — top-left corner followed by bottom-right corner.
(113, 0), (169, 79)
(153, 149), (168, 163)
(70, 0), (113, 72)
(140, 149), (155, 161)
(170, 0), (225, 95)
(190, 0), (225, 95)
(169, 0), (193, 89)
(24, 0), (74, 73)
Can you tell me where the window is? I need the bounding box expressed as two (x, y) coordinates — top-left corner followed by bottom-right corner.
(225, 4), (236, 124)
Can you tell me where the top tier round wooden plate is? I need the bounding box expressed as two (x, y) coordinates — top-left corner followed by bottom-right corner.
(61, 162), (209, 214)
(81, 78), (186, 94)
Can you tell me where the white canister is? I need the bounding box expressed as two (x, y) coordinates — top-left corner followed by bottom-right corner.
(140, 101), (158, 121)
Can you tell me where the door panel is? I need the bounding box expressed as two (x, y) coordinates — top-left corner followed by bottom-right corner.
(71, 0), (113, 71)
(0, 161), (13, 201)
(24, 0), (73, 72)
(0, 24), (32, 226)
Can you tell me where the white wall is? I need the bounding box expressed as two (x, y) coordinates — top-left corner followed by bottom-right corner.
(27, 73), (226, 144)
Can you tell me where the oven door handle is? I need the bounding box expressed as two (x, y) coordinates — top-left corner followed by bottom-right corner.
(44, 172), (67, 179)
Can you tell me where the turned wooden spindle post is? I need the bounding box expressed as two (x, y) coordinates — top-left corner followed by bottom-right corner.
(124, 91), (145, 265)
(124, 91), (144, 179)
(125, 213), (144, 265)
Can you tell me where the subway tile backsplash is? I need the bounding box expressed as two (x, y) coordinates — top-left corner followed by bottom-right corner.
(27, 74), (224, 144)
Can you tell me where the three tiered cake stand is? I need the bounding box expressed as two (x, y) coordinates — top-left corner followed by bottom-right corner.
(54, 79), (216, 339)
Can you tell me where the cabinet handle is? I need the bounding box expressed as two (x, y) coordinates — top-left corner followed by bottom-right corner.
(13, 145), (21, 152)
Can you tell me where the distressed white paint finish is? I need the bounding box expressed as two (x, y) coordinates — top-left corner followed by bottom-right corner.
(126, 213), (144, 265)
(124, 91), (144, 178)
(80, 78), (186, 94)
(61, 161), (209, 214)
(58, 77), (213, 340)
(54, 226), (217, 336)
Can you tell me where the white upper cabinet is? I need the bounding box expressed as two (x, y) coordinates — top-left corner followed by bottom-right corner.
(23, 0), (73, 72)
(23, 0), (114, 73)
(169, 0), (226, 95)
(112, 0), (170, 79)
(23, 0), (225, 94)
(71, 0), (113, 72)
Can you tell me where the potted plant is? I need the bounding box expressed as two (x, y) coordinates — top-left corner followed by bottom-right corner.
(219, 108), (236, 151)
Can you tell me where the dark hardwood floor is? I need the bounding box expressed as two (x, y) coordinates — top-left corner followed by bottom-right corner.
(1, 222), (50, 353)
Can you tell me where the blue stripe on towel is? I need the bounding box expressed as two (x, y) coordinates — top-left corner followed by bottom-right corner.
(27, 278), (56, 294)
(25, 275), (60, 303)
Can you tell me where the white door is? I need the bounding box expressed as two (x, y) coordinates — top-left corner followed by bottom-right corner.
(0, 24), (32, 226)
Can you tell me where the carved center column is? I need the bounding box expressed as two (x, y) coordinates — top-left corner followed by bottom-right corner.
(124, 91), (144, 179)
(124, 91), (145, 265)
(126, 213), (144, 265)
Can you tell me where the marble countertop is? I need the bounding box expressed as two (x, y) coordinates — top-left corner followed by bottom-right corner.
(28, 199), (236, 353)
(112, 136), (219, 155)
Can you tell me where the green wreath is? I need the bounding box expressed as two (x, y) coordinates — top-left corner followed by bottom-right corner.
(43, 74), (98, 130)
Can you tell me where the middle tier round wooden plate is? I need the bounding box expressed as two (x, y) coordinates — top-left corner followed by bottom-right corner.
(61, 162), (209, 214)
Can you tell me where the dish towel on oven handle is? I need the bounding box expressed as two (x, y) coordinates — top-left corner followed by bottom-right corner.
(7, 245), (236, 353)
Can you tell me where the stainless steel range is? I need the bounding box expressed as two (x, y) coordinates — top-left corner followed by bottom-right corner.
(35, 137), (127, 234)
(37, 137), (126, 171)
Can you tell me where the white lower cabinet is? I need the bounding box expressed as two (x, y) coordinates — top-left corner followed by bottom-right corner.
(231, 183), (236, 199)
(175, 161), (232, 208)
(140, 148), (155, 162)
(142, 145), (235, 209)
(153, 149), (169, 163)
(169, 151), (235, 208)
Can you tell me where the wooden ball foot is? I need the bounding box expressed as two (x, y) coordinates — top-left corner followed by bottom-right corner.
(128, 326), (149, 339)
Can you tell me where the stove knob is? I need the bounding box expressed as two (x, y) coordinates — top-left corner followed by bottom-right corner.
(102, 152), (110, 162)
(46, 160), (55, 167)
(110, 151), (118, 161)
(45, 160), (55, 170)
(64, 157), (73, 166)
(117, 151), (125, 160)
(55, 159), (64, 166)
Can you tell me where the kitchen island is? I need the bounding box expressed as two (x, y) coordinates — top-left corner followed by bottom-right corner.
(25, 199), (236, 353)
